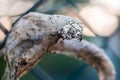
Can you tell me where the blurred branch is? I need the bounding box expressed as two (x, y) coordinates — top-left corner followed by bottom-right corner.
(48, 39), (116, 80)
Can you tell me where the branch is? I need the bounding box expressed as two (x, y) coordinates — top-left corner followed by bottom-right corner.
(0, 12), (115, 80)
(2, 34), (59, 80)
(48, 39), (116, 80)
(1, 12), (83, 80)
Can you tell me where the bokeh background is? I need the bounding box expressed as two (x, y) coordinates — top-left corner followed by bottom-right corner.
(0, 0), (120, 80)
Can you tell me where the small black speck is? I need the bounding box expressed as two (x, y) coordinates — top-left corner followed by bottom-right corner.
(30, 28), (34, 31)
(49, 17), (52, 19)
(19, 60), (28, 66)
(49, 17), (54, 24)
(26, 33), (30, 37)
(57, 15), (60, 17)
(38, 29), (41, 31)
(42, 48), (45, 51)
(48, 37), (51, 40)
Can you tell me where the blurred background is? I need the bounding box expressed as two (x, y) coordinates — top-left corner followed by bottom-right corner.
(0, 0), (120, 80)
